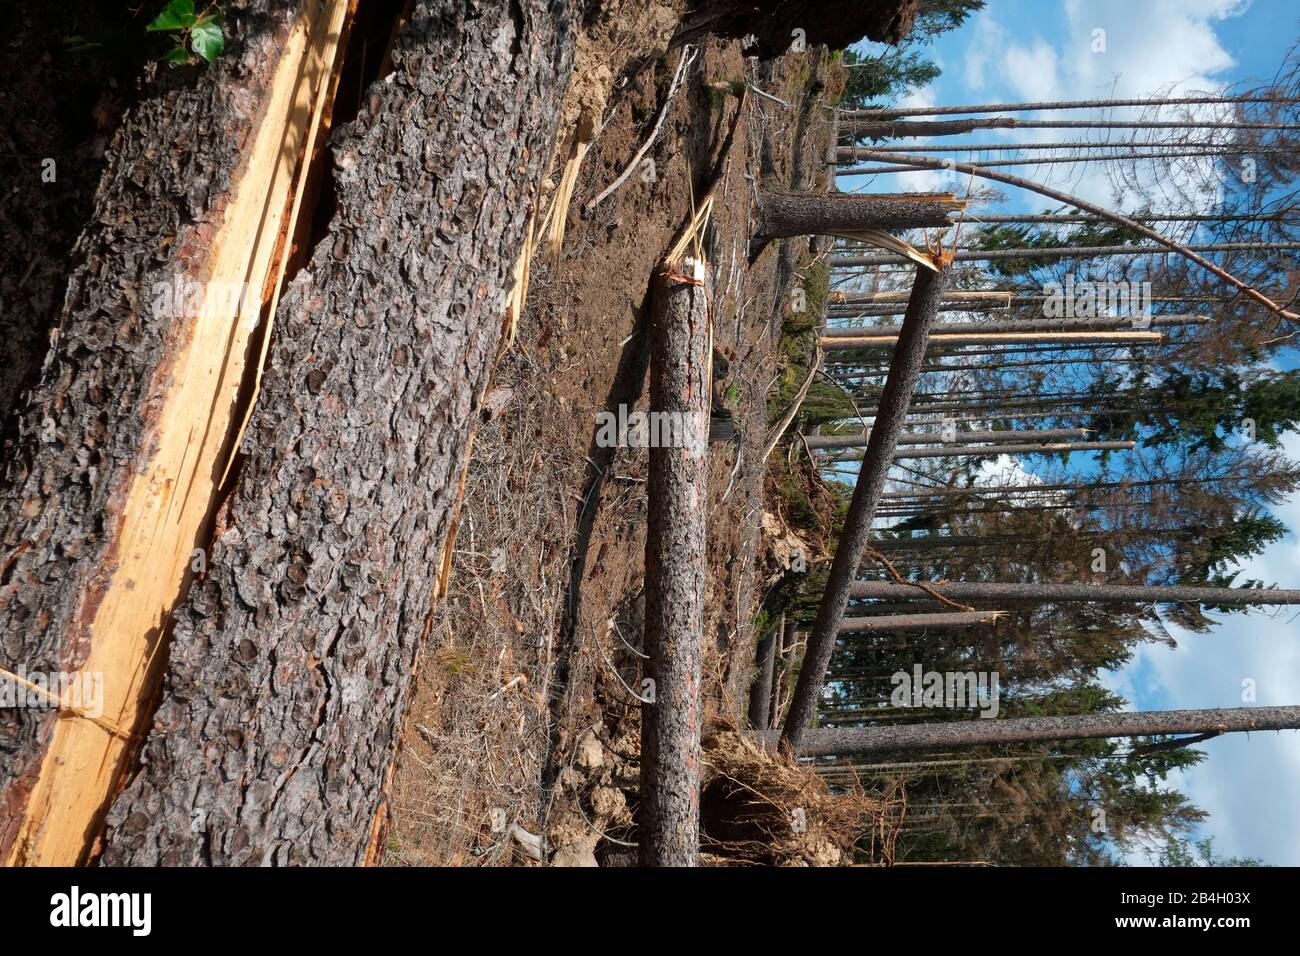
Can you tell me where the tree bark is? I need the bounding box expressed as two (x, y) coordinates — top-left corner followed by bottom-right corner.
(747, 615), (780, 730)
(822, 316), (1206, 336)
(838, 611), (1001, 632)
(840, 95), (1295, 119)
(779, 264), (949, 754)
(92, 0), (578, 867)
(838, 118), (1298, 142)
(847, 581), (1300, 604)
(892, 440), (1134, 459)
(830, 242), (1300, 267)
(0, 0), (335, 867)
(753, 190), (959, 241)
(763, 706), (1300, 756)
(805, 428), (1089, 450)
(640, 258), (711, 868)
(823, 332), (1162, 349)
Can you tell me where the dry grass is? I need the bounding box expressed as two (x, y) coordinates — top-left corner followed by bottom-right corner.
(387, 358), (581, 866)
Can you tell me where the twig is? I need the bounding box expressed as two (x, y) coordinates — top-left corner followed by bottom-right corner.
(860, 545), (977, 613)
(586, 46), (697, 211)
(761, 345), (822, 463)
(747, 83), (792, 109)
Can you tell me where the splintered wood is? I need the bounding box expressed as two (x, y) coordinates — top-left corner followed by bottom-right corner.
(5, 0), (350, 866)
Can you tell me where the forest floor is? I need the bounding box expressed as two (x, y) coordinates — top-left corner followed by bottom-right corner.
(383, 1), (856, 866)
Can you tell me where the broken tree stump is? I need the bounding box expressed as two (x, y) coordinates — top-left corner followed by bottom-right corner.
(640, 257), (711, 867)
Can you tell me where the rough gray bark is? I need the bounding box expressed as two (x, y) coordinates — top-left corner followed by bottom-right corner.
(0, 0), (302, 864)
(837, 611), (1000, 632)
(747, 615), (779, 730)
(754, 190), (958, 241)
(847, 581), (1300, 604)
(98, 0), (578, 866)
(892, 440), (1134, 459)
(805, 428), (1088, 450)
(779, 265), (948, 754)
(640, 260), (711, 868)
(763, 706), (1300, 756)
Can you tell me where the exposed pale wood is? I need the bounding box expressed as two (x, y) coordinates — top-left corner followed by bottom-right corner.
(5, 0), (350, 867)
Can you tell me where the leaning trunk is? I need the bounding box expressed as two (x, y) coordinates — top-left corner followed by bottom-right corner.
(780, 263), (949, 754)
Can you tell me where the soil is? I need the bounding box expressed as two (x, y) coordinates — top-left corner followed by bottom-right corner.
(384, 0), (850, 866)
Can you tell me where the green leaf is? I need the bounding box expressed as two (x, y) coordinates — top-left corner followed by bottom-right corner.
(164, 45), (191, 64)
(148, 0), (197, 32)
(190, 20), (225, 62)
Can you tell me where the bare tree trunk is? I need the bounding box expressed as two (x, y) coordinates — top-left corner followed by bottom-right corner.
(84, 0), (579, 867)
(892, 440), (1134, 459)
(879, 475), (1227, 499)
(779, 264), (949, 754)
(0, 0), (357, 866)
(823, 332), (1161, 349)
(823, 316), (1205, 336)
(763, 706), (1300, 756)
(640, 258), (711, 868)
(805, 428), (1089, 450)
(847, 581), (1300, 604)
(831, 242), (1300, 267)
(838, 611), (1002, 632)
(753, 190), (961, 241)
(838, 118), (1298, 142)
(748, 615), (780, 730)
(840, 95), (1297, 119)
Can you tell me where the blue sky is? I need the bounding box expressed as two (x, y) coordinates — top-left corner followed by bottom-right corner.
(850, 0), (1300, 864)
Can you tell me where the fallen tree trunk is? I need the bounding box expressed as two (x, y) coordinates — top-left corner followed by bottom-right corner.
(892, 440), (1135, 459)
(780, 263), (949, 755)
(762, 706), (1300, 756)
(822, 331), (1163, 349)
(847, 581), (1300, 604)
(0, 0), (355, 866)
(9, 0), (581, 868)
(753, 190), (962, 240)
(837, 611), (1002, 633)
(640, 258), (712, 867)
(830, 242), (1300, 267)
(805, 428), (1089, 450)
(822, 316), (1206, 335)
